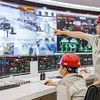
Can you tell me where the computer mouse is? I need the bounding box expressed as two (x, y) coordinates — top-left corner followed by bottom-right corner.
(44, 82), (49, 85)
(56, 76), (63, 79)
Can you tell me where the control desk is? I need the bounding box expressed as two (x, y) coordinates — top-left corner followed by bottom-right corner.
(0, 53), (93, 100)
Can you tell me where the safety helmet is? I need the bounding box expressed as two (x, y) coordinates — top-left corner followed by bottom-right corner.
(59, 53), (80, 68)
(97, 15), (100, 23)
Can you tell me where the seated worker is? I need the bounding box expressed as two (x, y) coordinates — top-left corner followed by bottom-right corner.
(45, 53), (87, 100)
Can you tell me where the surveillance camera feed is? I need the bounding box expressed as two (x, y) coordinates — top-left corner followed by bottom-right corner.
(0, 2), (37, 56)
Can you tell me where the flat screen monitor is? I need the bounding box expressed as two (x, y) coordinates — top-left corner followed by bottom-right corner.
(0, 1), (98, 55)
(57, 13), (97, 53)
(38, 54), (62, 72)
(0, 2), (37, 56)
(0, 55), (37, 79)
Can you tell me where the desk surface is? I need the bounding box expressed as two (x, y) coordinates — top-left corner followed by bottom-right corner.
(0, 81), (56, 100)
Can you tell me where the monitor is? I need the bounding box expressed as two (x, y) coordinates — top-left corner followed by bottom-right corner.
(38, 54), (62, 72)
(0, 55), (38, 79)
(0, 1), (37, 56)
(57, 12), (97, 53)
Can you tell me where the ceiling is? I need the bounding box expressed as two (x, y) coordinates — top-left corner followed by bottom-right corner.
(2, 0), (100, 8)
(2, 0), (100, 12)
(53, 0), (100, 8)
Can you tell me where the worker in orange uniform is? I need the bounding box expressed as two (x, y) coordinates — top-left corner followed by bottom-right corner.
(45, 53), (87, 100)
(53, 15), (100, 84)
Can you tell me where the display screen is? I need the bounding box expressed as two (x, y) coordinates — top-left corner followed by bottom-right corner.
(38, 53), (93, 72)
(0, 1), (98, 55)
(35, 8), (57, 55)
(0, 2), (37, 56)
(57, 13), (97, 53)
(38, 54), (62, 72)
(0, 56), (32, 78)
(0, 1), (97, 77)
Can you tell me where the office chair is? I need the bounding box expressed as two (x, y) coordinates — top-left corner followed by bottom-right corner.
(84, 84), (100, 100)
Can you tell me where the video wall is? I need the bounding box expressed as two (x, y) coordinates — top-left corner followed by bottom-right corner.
(0, 1), (97, 56)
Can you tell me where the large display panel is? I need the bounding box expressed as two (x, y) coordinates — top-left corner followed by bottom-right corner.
(0, 1), (96, 78)
(57, 12), (97, 53)
(0, 1), (98, 55)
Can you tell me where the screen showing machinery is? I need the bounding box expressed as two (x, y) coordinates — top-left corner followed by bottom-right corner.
(0, 2), (58, 56)
(0, 2), (37, 56)
(57, 13), (97, 53)
(0, 1), (98, 55)
(35, 8), (57, 55)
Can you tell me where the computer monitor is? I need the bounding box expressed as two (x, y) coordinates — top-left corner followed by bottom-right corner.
(0, 1), (37, 56)
(0, 55), (38, 79)
(38, 54), (62, 72)
(57, 13), (97, 53)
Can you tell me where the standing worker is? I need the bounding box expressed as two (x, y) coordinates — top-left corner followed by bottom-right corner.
(53, 15), (100, 84)
(45, 53), (87, 100)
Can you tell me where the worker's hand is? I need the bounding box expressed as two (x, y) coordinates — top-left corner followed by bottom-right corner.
(45, 80), (55, 86)
(52, 28), (65, 36)
(93, 80), (100, 85)
(80, 69), (88, 73)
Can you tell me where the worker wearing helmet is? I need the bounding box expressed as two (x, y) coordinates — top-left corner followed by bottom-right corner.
(45, 53), (87, 100)
(53, 15), (100, 84)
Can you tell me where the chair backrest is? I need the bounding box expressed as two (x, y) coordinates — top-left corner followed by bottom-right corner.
(84, 84), (100, 100)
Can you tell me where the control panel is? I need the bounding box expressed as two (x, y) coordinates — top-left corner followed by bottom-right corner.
(38, 54), (62, 72)
(38, 53), (93, 72)
(0, 56), (37, 78)
(78, 54), (93, 67)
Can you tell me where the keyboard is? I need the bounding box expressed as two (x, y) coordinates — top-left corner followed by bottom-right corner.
(0, 84), (20, 91)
